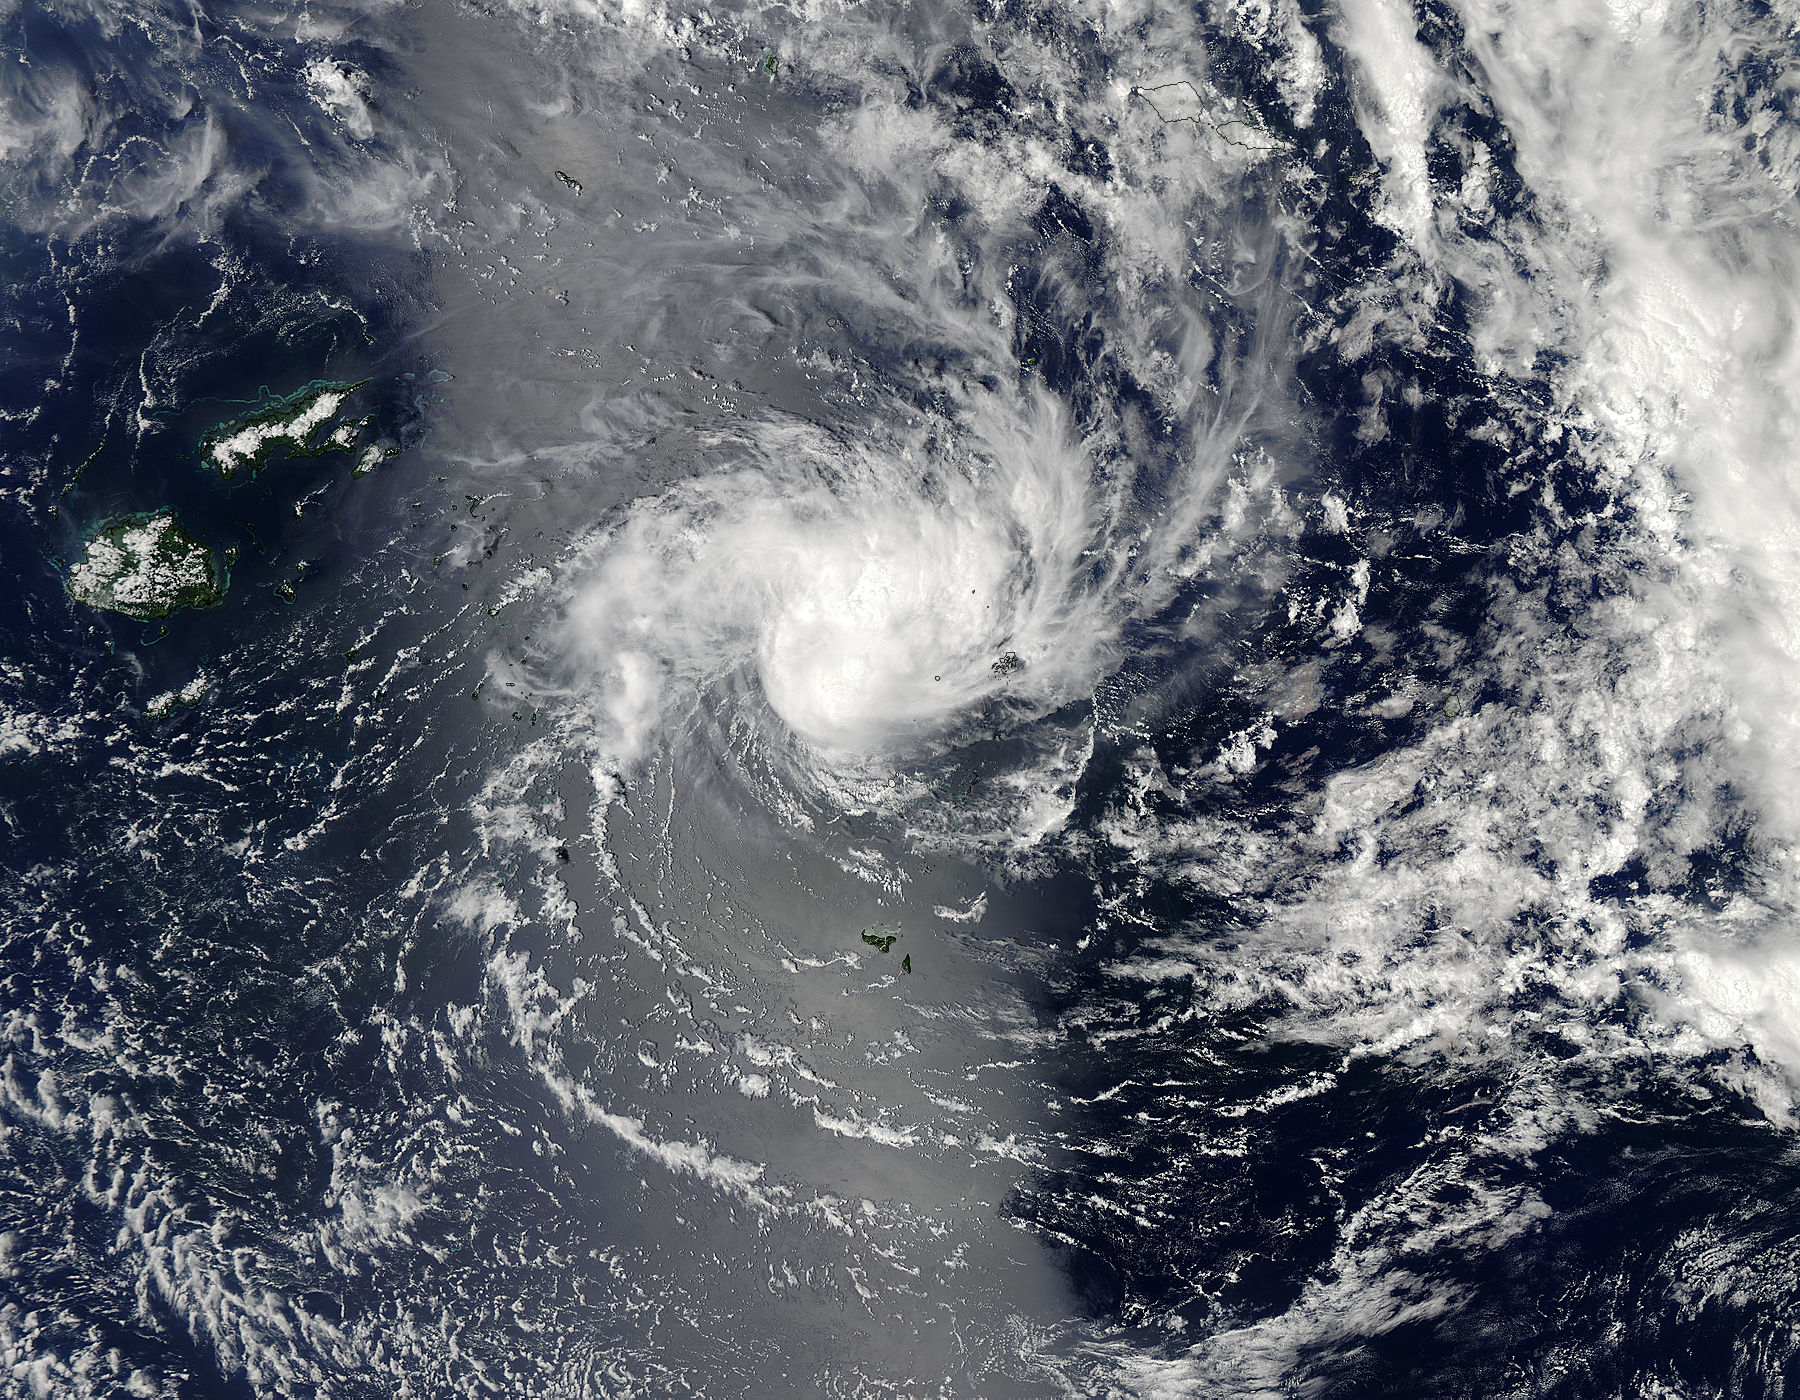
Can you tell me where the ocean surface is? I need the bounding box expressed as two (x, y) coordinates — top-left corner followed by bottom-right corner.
(7, 0), (1800, 1395)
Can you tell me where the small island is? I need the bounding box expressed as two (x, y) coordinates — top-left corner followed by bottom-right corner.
(66, 512), (226, 620)
(200, 380), (366, 480)
(1133, 80), (1280, 152)
(1137, 80), (1209, 123)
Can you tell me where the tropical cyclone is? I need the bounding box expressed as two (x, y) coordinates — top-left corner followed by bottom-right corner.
(11, 0), (1800, 1395)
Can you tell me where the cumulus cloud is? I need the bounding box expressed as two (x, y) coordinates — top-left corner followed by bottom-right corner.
(304, 58), (375, 141)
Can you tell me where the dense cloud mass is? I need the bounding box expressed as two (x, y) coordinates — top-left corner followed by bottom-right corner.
(7, 0), (1800, 1395)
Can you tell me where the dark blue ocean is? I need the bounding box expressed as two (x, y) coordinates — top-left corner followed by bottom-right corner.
(6, 0), (1800, 1395)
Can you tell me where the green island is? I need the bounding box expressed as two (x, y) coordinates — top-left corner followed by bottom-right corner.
(199, 379), (368, 480)
(65, 512), (227, 620)
(859, 924), (912, 973)
(944, 767), (980, 805)
(144, 672), (213, 719)
(860, 923), (902, 955)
